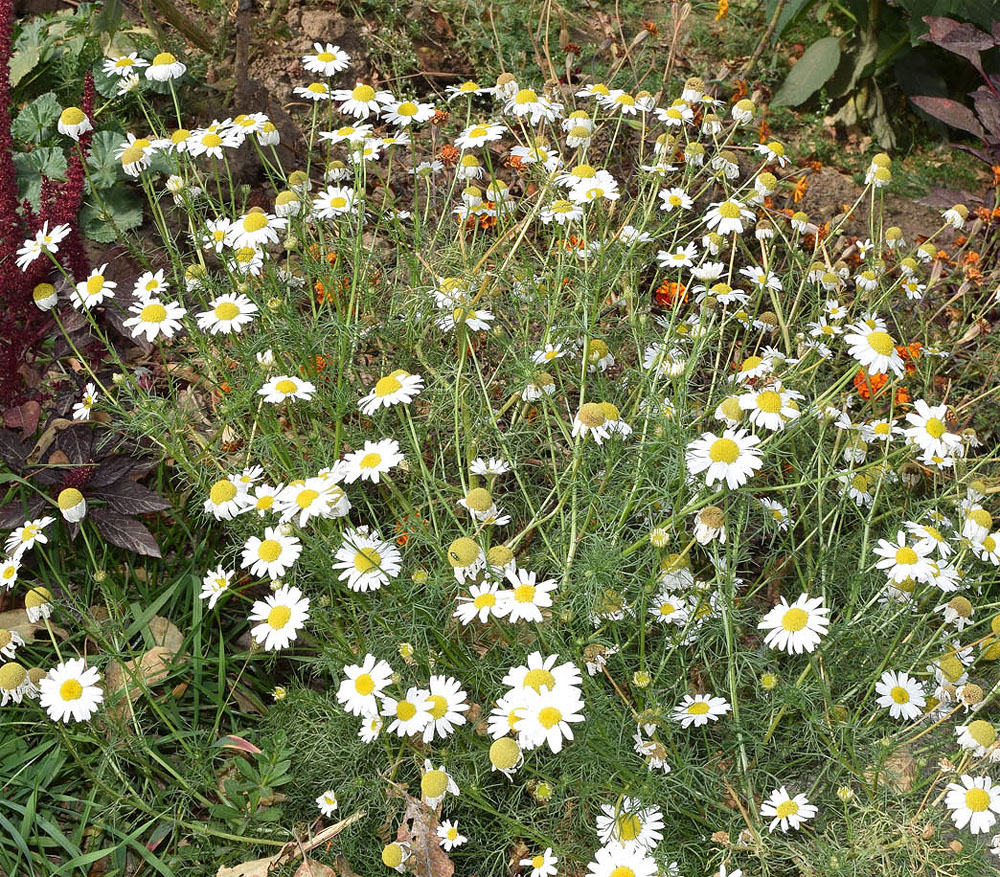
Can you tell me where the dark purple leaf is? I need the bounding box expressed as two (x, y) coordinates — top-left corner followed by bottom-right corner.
(55, 425), (94, 466)
(99, 480), (171, 515)
(0, 430), (32, 471)
(0, 495), (47, 528)
(971, 87), (1000, 138)
(88, 455), (152, 488)
(910, 96), (984, 137)
(921, 17), (993, 73)
(90, 508), (161, 557)
(917, 187), (982, 209)
(952, 143), (1000, 164)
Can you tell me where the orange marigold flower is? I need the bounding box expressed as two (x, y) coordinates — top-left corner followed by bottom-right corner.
(732, 79), (748, 101)
(219, 381), (233, 394)
(853, 368), (888, 399)
(806, 160), (823, 172)
(643, 20), (658, 34)
(993, 165), (1000, 187)
(715, 0), (729, 21)
(976, 206), (992, 222)
(894, 386), (911, 405)
(792, 177), (808, 203)
(757, 119), (770, 144)
(439, 144), (459, 165)
(655, 280), (688, 307)
(963, 251), (979, 264)
(432, 109), (450, 125)
(507, 154), (524, 170)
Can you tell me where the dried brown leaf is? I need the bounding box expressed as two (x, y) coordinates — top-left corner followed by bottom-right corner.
(395, 793), (454, 877)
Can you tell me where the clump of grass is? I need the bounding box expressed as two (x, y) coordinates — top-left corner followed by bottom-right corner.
(2, 36), (1000, 877)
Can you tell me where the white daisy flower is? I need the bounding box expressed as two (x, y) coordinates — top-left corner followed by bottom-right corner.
(240, 528), (302, 580)
(944, 775), (1000, 834)
(381, 686), (433, 737)
(342, 438), (404, 484)
(332, 527), (402, 592)
(760, 787), (818, 832)
(685, 428), (763, 489)
(757, 593), (830, 654)
(248, 584), (309, 651)
(358, 370), (424, 415)
(302, 43), (351, 76)
(199, 566), (232, 609)
(337, 654), (394, 716)
(672, 693), (731, 728)
(258, 376), (316, 403)
(875, 669), (926, 720)
(38, 658), (103, 723)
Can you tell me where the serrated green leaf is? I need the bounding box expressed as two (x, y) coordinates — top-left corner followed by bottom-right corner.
(14, 147), (68, 207)
(79, 185), (143, 243)
(86, 129), (126, 189)
(12, 92), (62, 143)
(771, 37), (842, 108)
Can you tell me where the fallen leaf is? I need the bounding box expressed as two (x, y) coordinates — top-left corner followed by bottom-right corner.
(216, 857), (280, 877)
(104, 645), (176, 720)
(395, 793), (454, 877)
(148, 615), (184, 652)
(294, 859), (338, 877)
(0, 608), (68, 641)
(332, 855), (362, 877)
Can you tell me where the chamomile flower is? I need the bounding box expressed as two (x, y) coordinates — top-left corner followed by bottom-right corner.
(294, 81), (332, 101)
(358, 370), (423, 415)
(903, 399), (962, 459)
(585, 843), (657, 877)
(38, 658), (103, 723)
(196, 293), (258, 334)
(515, 686), (585, 753)
(436, 820), (467, 850)
(104, 53), (148, 77)
(187, 126), (240, 158)
(874, 531), (936, 583)
(71, 263), (117, 309)
(843, 321), (904, 377)
(423, 674), (469, 742)
(420, 760), (460, 808)
(595, 798), (664, 851)
(123, 297), (187, 342)
(146, 51), (185, 80)
(332, 527), (401, 592)
(312, 185), (358, 219)
(685, 428), (763, 489)
(248, 584), (309, 651)
(672, 693), (731, 728)
(703, 199), (755, 235)
(875, 669), (926, 720)
(498, 568), (557, 623)
(521, 848), (559, 877)
(738, 384), (802, 431)
(382, 686), (433, 737)
(302, 43), (351, 75)
(6, 516), (55, 558)
(945, 775), (1000, 834)
(240, 528), (302, 580)
(342, 438), (404, 484)
(758, 593), (830, 654)
(315, 790), (339, 817)
(258, 376), (316, 403)
(199, 566), (232, 609)
(226, 210), (286, 250)
(658, 187), (693, 212)
(71, 383), (98, 421)
(204, 475), (248, 520)
(760, 787), (817, 833)
(0, 628), (23, 658)
(337, 654), (394, 717)
(454, 581), (506, 624)
(333, 82), (389, 119)
(0, 556), (19, 591)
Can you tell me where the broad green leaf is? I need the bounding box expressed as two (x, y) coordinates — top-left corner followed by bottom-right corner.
(86, 129), (126, 189)
(80, 185), (143, 244)
(766, 0), (813, 41)
(12, 92), (61, 143)
(771, 37), (841, 108)
(9, 45), (42, 88)
(13, 147), (67, 207)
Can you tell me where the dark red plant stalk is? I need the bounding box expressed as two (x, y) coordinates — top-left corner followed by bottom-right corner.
(0, 0), (94, 406)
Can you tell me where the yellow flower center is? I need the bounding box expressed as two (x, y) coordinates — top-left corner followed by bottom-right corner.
(781, 607), (809, 632)
(114, 57), (135, 68)
(60, 679), (83, 701)
(86, 275), (105, 295)
(717, 201), (741, 219)
(210, 480), (237, 505)
(353, 547), (381, 572)
(274, 379), (297, 394)
(895, 546), (918, 566)
(214, 301), (240, 321)
(243, 213), (268, 232)
(58, 488), (84, 509)
(514, 584), (535, 603)
(61, 107), (85, 125)
(351, 84), (375, 102)
(609, 868), (635, 877)
(375, 375), (403, 396)
(468, 126), (488, 138)
(755, 390), (782, 413)
(708, 437), (740, 464)
(202, 133), (222, 148)
(537, 706), (562, 729)
(523, 668), (556, 693)
(354, 673), (375, 695)
(473, 592), (496, 610)
(152, 52), (177, 66)
(515, 88), (538, 104)
(257, 539), (282, 562)
(616, 814), (642, 841)
(359, 452), (381, 469)
(490, 737), (521, 769)
(140, 303), (167, 323)
(267, 605), (291, 629)
(890, 686), (910, 704)
(0, 662), (26, 690)
(687, 701), (710, 715)
(866, 330), (895, 356)
(307, 83), (328, 94)
(775, 800), (799, 819)
(317, 51), (336, 62)
(966, 788), (991, 812)
(397, 102), (418, 116)
(396, 700), (417, 721)
(381, 844), (404, 868)
(422, 769), (449, 798)
(256, 495), (274, 511)
(925, 417), (946, 439)
(428, 694), (448, 719)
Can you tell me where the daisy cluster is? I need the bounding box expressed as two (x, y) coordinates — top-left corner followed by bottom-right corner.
(5, 37), (999, 877)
